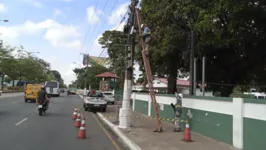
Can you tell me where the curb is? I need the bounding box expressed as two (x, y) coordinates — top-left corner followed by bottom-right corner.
(96, 112), (142, 150)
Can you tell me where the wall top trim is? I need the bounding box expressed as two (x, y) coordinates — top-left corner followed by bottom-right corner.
(133, 93), (233, 102)
(243, 98), (266, 104)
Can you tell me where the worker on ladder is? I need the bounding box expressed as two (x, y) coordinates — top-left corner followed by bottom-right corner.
(170, 92), (183, 132)
(141, 23), (151, 56)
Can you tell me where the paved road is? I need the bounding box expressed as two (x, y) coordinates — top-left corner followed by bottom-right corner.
(0, 93), (125, 150)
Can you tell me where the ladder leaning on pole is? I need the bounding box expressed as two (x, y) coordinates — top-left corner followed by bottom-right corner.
(135, 7), (163, 132)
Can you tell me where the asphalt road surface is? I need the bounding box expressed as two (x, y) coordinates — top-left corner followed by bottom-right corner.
(0, 93), (126, 150)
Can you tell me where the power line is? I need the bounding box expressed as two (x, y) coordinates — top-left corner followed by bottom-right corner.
(79, 0), (100, 53)
(95, 9), (129, 64)
(85, 0), (119, 53)
(84, 0), (110, 53)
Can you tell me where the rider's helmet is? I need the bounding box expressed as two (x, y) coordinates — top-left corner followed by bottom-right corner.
(41, 85), (45, 89)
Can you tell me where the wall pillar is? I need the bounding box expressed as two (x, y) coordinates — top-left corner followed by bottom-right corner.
(232, 98), (243, 149)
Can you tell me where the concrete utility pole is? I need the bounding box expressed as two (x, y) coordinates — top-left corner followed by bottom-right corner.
(82, 53), (90, 96)
(193, 58), (197, 95)
(202, 56), (206, 96)
(189, 30), (195, 95)
(119, 0), (137, 129)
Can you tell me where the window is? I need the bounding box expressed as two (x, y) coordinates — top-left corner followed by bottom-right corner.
(88, 91), (104, 97)
(103, 93), (113, 95)
(46, 82), (58, 88)
(157, 82), (160, 84)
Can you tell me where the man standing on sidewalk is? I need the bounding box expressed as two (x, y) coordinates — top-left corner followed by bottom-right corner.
(171, 93), (183, 132)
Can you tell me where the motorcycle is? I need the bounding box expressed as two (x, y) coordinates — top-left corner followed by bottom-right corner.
(37, 95), (51, 116)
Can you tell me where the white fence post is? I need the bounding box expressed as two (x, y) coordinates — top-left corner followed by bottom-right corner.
(232, 98), (244, 149)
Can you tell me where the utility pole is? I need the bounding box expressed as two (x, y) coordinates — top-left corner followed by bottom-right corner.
(119, 0), (137, 129)
(193, 58), (197, 95)
(189, 30), (195, 95)
(82, 53), (90, 96)
(202, 56), (206, 96)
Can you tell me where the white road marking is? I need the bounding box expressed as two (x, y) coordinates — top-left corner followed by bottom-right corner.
(12, 100), (19, 104)
(15, 118), (28, 126)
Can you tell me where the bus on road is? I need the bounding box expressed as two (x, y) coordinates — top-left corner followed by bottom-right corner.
(68, 84), (77, 95)
(45, 80), (60, 97)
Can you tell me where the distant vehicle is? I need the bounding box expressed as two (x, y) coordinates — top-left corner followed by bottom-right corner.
(0, 90), (2, 96)
(83, 90), (107, 112)
(68, 84), (77, 95)
(25, 84), (42, 103)
(60, 89), (65, 93)
(102, 91), (115, 105)
(45, 80), (60, 97)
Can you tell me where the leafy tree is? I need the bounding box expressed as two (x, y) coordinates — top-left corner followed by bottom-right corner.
(73, 64), (110, 89)
(139, 0), (189, 93)
(98, 30), (127, 77)
(46, 72), (56, 81)
(4, 76), (12, 83)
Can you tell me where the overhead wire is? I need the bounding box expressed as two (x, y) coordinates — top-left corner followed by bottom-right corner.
(79, 0), (100, 54)
(83, 0), (110, 53)
(85, 0), (120, 56)
(93, 7), (129, 66)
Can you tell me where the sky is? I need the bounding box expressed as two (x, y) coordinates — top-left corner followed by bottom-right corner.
(0, 0), (136, 85)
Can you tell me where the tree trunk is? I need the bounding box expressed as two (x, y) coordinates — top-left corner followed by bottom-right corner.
(167, 74), (177, 94)
(167, 66), (178, 94)
(220, 86), (234, 97)
(167, 53), (178, 94)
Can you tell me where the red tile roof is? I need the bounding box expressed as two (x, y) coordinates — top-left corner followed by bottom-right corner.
(157, 78), (190, 86)
(96, 72), (119, 78)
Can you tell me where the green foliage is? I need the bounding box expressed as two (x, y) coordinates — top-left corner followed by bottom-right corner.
(98, 30), (127, 76)
(0, 44), (62, 85)
(138, 0), (266, 96)
(73, 64), (110, 89)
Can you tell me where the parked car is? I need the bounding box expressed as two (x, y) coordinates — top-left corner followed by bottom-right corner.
(102, 91), (115, 105)
(83, 90), (107, 112)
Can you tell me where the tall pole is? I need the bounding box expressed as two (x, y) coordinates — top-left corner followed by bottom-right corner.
(202, 56), (206, 96)
(119, 0), (137, 129)
(82, 53), (89, 96)
(193, 58), (197, 96)
(189, 30), (195, 95)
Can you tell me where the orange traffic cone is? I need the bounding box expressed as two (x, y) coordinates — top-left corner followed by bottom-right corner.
(77, 117), (86, 139)
(74, 111), (81, 128)
(182, 121), (193, 142)
(72, 108), (78, 120)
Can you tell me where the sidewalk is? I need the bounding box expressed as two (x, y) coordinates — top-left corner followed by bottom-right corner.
(0, 92), (24, 99)
(98, 105), (237, 150)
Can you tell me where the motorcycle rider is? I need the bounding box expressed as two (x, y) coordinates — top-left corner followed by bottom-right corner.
(37, 85), (50, 108)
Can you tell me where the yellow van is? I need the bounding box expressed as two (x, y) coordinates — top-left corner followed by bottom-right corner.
(25, 84), (42, 103)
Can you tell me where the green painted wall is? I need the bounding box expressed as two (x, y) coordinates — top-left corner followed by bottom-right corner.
(150, 103), (176, 122)
(134, 94), (233, 145)
(243, 118), (266, 150)
(182, 107), (233, 144)
(134, 99), (148, 115)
